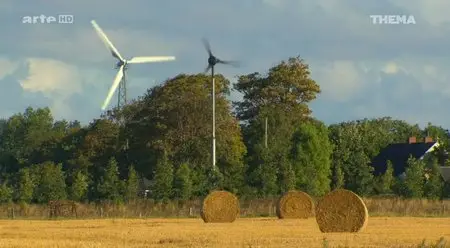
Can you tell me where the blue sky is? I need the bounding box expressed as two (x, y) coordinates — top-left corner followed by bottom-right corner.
(1, 0), (450, 128)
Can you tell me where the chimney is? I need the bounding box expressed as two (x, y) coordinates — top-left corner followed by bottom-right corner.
(408, 136), (416, 144)
(425, 136), (433, 143)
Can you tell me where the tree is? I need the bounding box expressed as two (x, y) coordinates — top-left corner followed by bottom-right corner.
(234, 56), (321, 123)
(33, 161), (67, 203)
(0, 107), (55, 176)
(96, 158), (123, 203)
(0, 118), (6, 134)
(127, 74), (246, 196)
(125, 165), (139, 202)
(424, 123), (450, 166)
(173, 163), (193, 201)
(290, 121), (332, 196)
(331, 163), (344, 190)
(249, 148), (279, 197)
(328, 122), (375, 196)
(403, 157), (425, 198)
(424, 158), (444, 200)
(328, 117), (427, 196)
(16, 168), (34, 203)
(152, 150), (174, 201)
(234, 57), (321, 195)
(69, 170), (88, 202)
(376, 160), (395, 194)
(278, 162), (296, 193)
(0, 183), (13, 203)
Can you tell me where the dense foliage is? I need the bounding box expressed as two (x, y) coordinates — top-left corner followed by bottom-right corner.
(0, 56), (449, 204)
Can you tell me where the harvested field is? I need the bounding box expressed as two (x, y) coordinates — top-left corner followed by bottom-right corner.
(0, 217), (448, 247)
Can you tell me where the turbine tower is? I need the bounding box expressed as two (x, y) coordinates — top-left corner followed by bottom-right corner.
(91, 20), (176, 111)
(202, 38), (238, 171)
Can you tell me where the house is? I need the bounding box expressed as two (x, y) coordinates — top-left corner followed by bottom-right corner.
(371, 136), (450, 181)
(441, 167), (450, 182)
(139, 177), (152, 198)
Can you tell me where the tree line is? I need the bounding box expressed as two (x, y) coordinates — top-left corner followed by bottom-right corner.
(0, 56), (449, 205)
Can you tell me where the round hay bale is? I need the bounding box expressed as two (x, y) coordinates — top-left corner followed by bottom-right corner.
(315, 189), (368, 233)
(276, 190), (314, 219)
(201, 190), (239, 223)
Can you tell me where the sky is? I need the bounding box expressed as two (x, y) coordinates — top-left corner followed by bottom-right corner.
(1, 0), (450, 128)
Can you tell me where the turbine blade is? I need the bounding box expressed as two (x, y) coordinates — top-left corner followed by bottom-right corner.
(128, 56), (176, 64)
(202, 38), (212, 56)
(91, 20), (124, 61)
(102, 65), (124, 110)
(204, 64), (212, 73)
(217, 59), (239, 67)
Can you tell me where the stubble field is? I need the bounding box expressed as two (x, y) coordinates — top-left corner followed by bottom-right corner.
(0, 217), (448, 248)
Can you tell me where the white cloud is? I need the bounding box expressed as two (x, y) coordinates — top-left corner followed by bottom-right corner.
(5, 0), (450, 127)
(390, 0), (450, 26)
(423, 65), (438, 77)
(312, 61), (364, 102)
(19, 58), (81, 95)
(382, 62), (400, 74)
(19, 58), (82, 119)
(0, 58), (18, 80)
(391, 60), (450, 96)
(261, 0), (285, 8)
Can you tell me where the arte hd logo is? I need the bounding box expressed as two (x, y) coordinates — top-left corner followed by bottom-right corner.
(22, 14), (74, 24)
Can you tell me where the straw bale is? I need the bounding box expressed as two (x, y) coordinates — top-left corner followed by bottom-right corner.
(276, 190), (314, 219)
(201, 190), (239, 223)
(315, 189), (368, 232)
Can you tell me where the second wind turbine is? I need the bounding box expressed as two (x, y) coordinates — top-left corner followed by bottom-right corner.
(202, 38), (238, 170)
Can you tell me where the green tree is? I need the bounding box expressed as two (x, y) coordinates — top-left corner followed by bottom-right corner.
(0, 107), (55, 176)
(404, 157), (425, 198)
(127, 74), (246, 196)
(96, 158), (123, 203)
(34, 161), (67, 203)
(423, 123), (450, 166)
(0, 183), (13, 203)
(243, 105), (303, 196)
(376, 161), (395, 194)
(234, 56), (321, 122)
(16, 168), (34, 203)
(279, 163), (296, 193)
(328, 117), (428, 196)
(152, 150), (173, 201)
(328, 122), (376, 196)
(424, 159), (444, 200)
(69, 170), (89, 202)
(250, 148), (278, 196)
(234, 57), (321, 196)
(290, 121), (332, 196)
(125, 165), (139, 202)
(173, 163), (193, 200)
(331, 163), (344, 190)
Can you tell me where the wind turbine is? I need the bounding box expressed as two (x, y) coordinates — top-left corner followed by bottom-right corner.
(202, 38), (238, 171)
(91, 20), (176, 111)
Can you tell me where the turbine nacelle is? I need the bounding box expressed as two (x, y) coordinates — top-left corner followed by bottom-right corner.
(115, 60), (127, 70)
(208, 55), (218, 66)
(202, 38), (239, 74)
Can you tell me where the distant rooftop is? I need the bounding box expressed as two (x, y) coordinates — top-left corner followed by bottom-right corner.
(371, 136), (437, 176)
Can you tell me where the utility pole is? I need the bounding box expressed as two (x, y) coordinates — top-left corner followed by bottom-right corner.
(212, 69), (216, 171)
